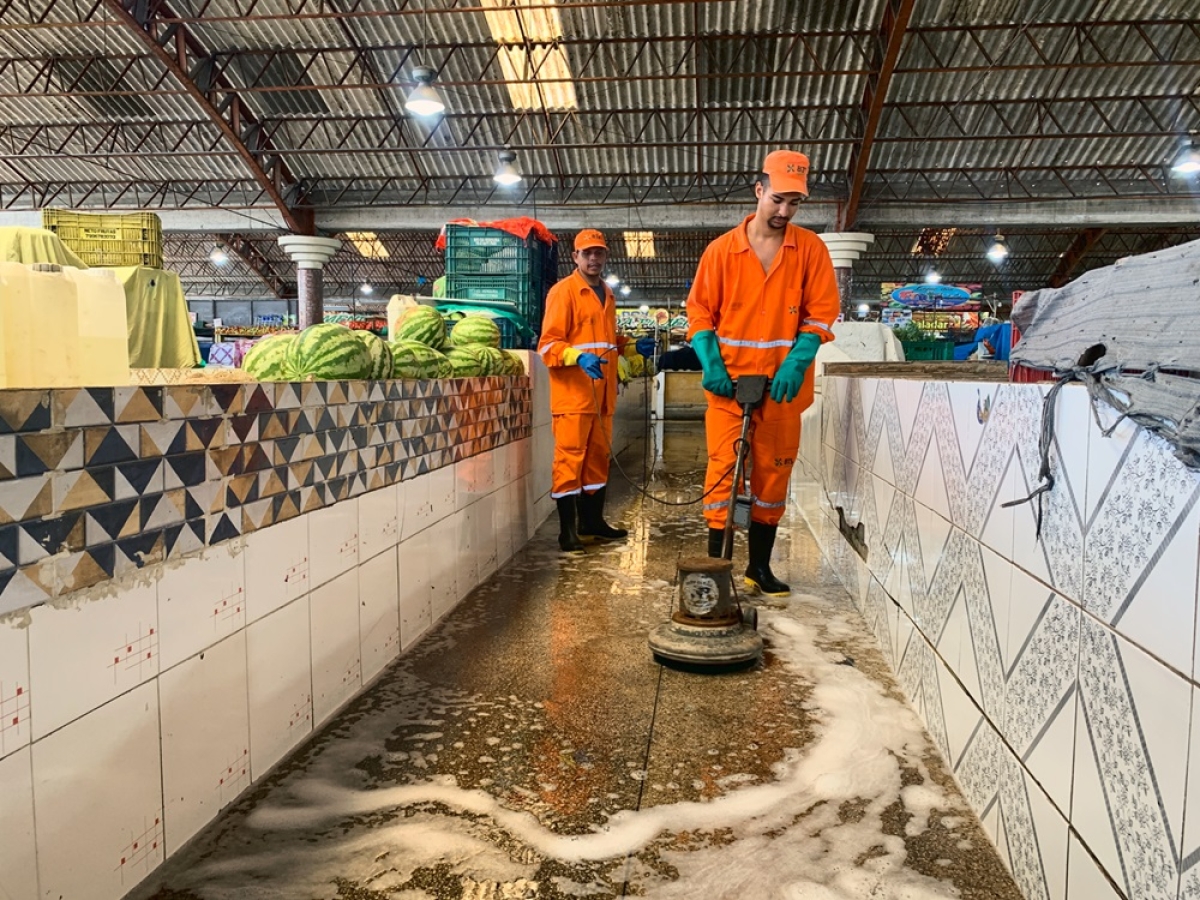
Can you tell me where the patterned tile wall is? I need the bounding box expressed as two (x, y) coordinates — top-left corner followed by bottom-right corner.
(799, 375), (1200, 900)
(0, 377), (531, 616)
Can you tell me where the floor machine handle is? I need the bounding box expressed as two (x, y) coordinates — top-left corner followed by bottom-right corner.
(721, 375), (773, 559)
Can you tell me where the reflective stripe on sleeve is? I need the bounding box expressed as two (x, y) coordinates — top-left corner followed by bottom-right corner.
(574, 342), (617, 352)
(753, 498), (787, 509)
(703, 499), (730, 511)
(803, 319), (834, 335)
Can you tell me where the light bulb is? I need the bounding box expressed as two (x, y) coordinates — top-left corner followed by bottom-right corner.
(986, 238), (1009, 263)
(620, 285), (632, 296)
(604, 274), (620, 287)
(638, 304), (650, 313)
(493, 150), (522, 186)
(924, 270), (941, 284)
(405, 66), (445, 117)
(210, 246), (229, 266)
(360, 283), (373, 296)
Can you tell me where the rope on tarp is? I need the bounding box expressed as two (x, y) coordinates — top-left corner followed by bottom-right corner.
(1001, 373), (1074, 540)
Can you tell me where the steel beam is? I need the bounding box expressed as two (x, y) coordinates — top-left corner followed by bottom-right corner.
(840, 0), (916, 230)
(218, 233), (294, 298)
(102, 0), (311, 234)
(1049, 228), (1108, 287)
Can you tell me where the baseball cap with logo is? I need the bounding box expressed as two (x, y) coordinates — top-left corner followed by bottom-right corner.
(574, 229), (608, 251)
(761, 150), (810, 197)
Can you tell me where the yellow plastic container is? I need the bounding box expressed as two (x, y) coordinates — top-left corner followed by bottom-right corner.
(0, 262), (82, 387)
(41, 209), (163, 268)
(72, 268), (131, 386)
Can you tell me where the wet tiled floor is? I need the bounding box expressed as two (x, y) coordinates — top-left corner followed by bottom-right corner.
(134, 424), (1022, 900)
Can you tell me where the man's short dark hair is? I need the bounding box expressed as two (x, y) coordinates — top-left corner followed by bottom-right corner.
(755, 173), (769, 188)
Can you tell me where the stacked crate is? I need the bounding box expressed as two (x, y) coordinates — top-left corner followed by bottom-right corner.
(443, 224), (557, 349)
(42, 209), (164, 268)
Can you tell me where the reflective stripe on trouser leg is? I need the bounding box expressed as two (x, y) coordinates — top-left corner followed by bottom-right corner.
(552, 413), (610, 499)
(747, 412), (802, 526)
(702, 402), (749, 529)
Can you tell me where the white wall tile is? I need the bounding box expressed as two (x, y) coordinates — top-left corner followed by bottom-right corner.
(308, 499), (359, 589)
(28, 579), (158, 741)
(157, 543), (246, 671)
(0, 746), (37, 900)
(398, 528), (432, 650)
(426, 516), (460, 621)
(243, 513), (310, 624)
(33, 682), (163, 900)
(401, 470), (434, 539)
(456, 506), (479, 605)
(429, 513), (461, 606)
(1083, 414), (1200, 676)
(246, 598), (312, 780)
(309, 569), (361, 725)
(1178, 687), (1200, 900)
(1066, 834), (1124, 900)
(1003, 574), (1078, 815)
(0, 617), (30, 758)
(475, 493), (498, 583)
(427, 463), (457, 524)
(159, 630), (250, 853)
(358, 483), (400, 563)
(1073, 618), (1191, 899)
(532, 423), (554, 502)
(394, 477), (408, 544)
(1017, 767), (1070, 900)
(358, 548), (400, 683)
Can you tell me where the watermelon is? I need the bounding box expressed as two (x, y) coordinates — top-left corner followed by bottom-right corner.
(355, 330), (395, 379)
(391, 340), (453, 379)
(450, 314), (502, 349)
(288, 323), (372, 380)
(241, 333), (298, 381)
(445, 345), (491, 378)
(393, 305), (447, 349)
(474, 346), (506, 376)
(501, 350), (526, 376)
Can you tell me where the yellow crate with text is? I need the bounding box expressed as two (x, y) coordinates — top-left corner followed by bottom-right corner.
(41, 208), (164, 268)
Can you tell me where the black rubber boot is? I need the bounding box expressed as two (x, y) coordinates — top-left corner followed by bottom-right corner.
(577, 487), (628, 540)
(708, 528), (726, 559)
(744, 521), (791, 596)
(556, 496), (585, 552)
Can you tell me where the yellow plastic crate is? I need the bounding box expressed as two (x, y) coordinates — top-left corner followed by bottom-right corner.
(41, 208), (164, 268)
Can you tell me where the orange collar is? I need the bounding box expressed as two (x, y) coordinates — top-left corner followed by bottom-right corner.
(730, 213), (799, 254)
(570, 268), (612, 300)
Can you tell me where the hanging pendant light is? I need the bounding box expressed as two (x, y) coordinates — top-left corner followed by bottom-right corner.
(986, 234), (1009, 263)
(405, 66), (445, 117)
(493, 149), (523, 186)
(1171, 138), (1200, 174)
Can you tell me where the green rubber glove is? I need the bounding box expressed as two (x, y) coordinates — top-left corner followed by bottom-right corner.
(692, 330), (733, 398)
(770, 333), (822, 403)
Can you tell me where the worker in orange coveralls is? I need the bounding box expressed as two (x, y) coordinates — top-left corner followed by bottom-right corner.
(687, 149), (840, 595)
(538, 229), (628, 553)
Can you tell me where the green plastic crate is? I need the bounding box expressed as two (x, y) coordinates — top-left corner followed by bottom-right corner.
(900, 339), (954, 361)
(444, 224), (554, 279)
(444, 274), (546, 326)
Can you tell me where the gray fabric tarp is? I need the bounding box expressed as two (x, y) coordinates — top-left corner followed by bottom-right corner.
(1011, 237), (1200, 469)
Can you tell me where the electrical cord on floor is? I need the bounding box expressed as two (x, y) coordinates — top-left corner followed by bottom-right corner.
(582, 346), (739, 507)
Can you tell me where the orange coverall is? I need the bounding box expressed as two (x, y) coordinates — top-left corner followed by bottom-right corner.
(538, 269), (619, 498)
(687, 215), (839, 527)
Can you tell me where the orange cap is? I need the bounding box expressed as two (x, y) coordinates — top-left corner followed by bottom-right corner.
(574, 229), (608, 251)
(761, 150), (810, 196)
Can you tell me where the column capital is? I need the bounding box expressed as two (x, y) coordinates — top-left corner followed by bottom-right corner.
(277, 235), (342, 269)
(818, 232), (875, 268)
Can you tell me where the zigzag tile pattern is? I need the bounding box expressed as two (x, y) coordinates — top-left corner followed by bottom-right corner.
(0, 378), (531, 614)
(801, 375), (1200, 900)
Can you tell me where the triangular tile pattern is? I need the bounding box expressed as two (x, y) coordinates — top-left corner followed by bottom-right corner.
(0, 376), (531, 612)
(817, 374), (1200, 900)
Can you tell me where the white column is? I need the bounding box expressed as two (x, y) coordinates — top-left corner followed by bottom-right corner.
(819, 232), (875, 316)
(277, 235), (342, 329)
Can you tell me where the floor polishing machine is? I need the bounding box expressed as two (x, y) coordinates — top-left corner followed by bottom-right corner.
(648, 375), (768, 667)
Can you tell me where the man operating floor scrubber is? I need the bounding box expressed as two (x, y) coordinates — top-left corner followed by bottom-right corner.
(687, 149), (840, 596)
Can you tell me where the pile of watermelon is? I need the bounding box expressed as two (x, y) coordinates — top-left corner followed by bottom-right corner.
(389, 306), (525, 379)
(240, 308), (526, 381)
